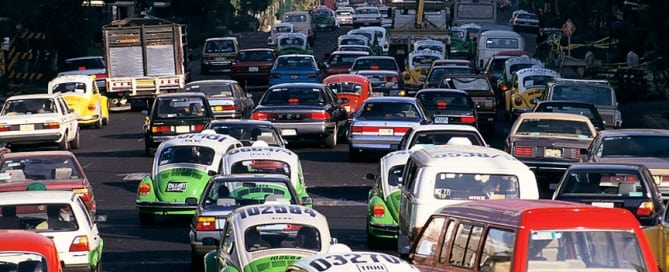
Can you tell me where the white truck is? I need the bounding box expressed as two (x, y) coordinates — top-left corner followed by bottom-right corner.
(102, 15), (189, 111)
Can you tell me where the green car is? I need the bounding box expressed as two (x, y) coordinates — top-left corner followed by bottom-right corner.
(276, 33), (313, 56)
(366, 150), (411, 245)
(312, 7), (338, 31)
(136, 132), (243, 225)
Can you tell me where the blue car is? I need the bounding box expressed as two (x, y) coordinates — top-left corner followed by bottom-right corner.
(269, 54), (322, 86)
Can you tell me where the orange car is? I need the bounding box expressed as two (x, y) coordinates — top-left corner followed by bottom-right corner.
(323, 74), (373, 119)
(0, 230), (62, 272)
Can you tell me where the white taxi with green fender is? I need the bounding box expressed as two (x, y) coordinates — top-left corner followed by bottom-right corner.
(203, 203), (351, 272)
(136, 132), (243, 225)
(222, 145), (310, 203)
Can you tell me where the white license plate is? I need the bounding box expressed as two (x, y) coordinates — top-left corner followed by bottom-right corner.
(20, 124), (34, 131)
(176, 126), (190, 133)
(434, 116), (448, 124)
(281, 129), (297, 136)
(396, 49), (404, 55)
(544, 148), (562, 158)
(591, 202), (614, 208)
(378, 128), (393, 136)
(166, 182), (187, 192)
(249, 66), (259, 72)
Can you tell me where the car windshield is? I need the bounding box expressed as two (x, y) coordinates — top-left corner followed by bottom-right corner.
(358, 102), (421, 121)
(202, 180), (295, 208)
(158, 146), (215, 166)
(1, 98), (57, 115)
(451, 29), (467, 41)
(361, 73), (400, 90)
(508, 63), (535, 75)
(339, 38), (366, 46)
(155, 97), (207, 118)
(412, 55), (440, 68)
(312, 9), (331, 17)
(0, 252), (48, 271)
(51, 82), (87, 95)
(0, 156), (82, 181)
(0, 204), (78, 232)
(285, 15), (307, 23)
(356, 8), (378, 14)
(184, 83), (233, 96)
(261, 87), (325, 105)
(408, 131), (485, 148)
(596, 136), (669, 158)
(328, 53), (362, 65)
(236, 51), (275, 62)
(527, 230), (646, 271)
(206, 124), (282, 146)
(443, 77), (490, 90)
(417, 92), (473, 111)
(515, 119), (593, 138)
(205, 40), (235, 53)
(556, 171), (646, 196)
(353, 59), (397, 71)
(551, 85), (615, 107)
(230, 160), (290, 176)
(275, 56), (316, 69)
(278, 36), (306, 49)
(62, 58), (104, 71)
(327, 82), (363, 94)
(245, 224), (321, 252)
(433, 173), (519, 200)
(428, 68), (475, 86)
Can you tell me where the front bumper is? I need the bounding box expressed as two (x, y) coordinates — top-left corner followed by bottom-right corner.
(77, 114), (102, 125)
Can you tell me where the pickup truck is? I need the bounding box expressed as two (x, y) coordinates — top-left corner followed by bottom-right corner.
(439, 74), (497, 136)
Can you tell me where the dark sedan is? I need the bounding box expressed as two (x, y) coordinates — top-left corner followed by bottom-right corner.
(184, 80), (255, 119)
(230, 48), (277, 88)
(252, 83), (348, 148)
(439, 74), (497, 135)
(533, 100), (605, 131)
(415, 88), (478, 128)
(553, 163), (665, 226)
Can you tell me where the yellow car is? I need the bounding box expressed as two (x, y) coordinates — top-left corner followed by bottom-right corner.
(403, 49), (443, 95)
(48, 74), (110, 128)
(504, 67), (560, 121)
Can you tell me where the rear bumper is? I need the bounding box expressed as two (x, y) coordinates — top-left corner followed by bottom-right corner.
(136, 201), (198, 215)
(272, 121), (335, 138)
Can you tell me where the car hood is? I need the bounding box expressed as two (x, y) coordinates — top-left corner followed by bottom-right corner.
(154, 167), (210, 201)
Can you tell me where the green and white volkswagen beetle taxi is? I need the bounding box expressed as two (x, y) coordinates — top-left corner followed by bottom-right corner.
(136, 131), (243, 224)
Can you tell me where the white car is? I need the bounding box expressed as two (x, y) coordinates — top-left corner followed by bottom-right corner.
(202, 203), (350, 272)
(395, 124), (488, 151)
(0, 190), (105, 271)
(335, 7), (354, 26)
(0, 93), (80, 150)
(352, 6), (382, 28)
(286, 251), (420, 272)
(58, 56), (106, 91)
(268, 22), (295, 47)
(509, 10), (540, 30)
(359, 26), (389, 55)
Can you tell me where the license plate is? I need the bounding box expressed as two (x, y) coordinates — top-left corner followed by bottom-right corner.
(249, 66), (259, 72)
(176, 126), (189, 133)
(20, 124), (34, 131)
(166, 182), (187, 192)
(378, 128), (393, 135)
(544, 148), (562, 158)
(434, 116), (449, 124)
(290, 75), (299, 80)
(591, 202), (614, 208)
(281, 129), (297, 136)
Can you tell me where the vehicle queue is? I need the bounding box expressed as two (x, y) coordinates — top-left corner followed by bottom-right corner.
(0, 3), (668, 272)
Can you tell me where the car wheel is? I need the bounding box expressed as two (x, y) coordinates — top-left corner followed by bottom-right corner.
(325, 126), (337, 148)
(70, 129), (81, 149)
(138, 213), (154, 225)
(102, 101), (110, 125)
(59, 132), (70, 150)
(93, 260), (102, 272)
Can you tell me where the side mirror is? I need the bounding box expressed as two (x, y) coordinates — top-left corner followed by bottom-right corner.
(185, 197), (198, 206)
(366, 173), (376, 180)
(301, 197), (313, 206)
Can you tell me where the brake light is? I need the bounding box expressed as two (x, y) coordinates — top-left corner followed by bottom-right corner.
(0, 125), (10, 132)
(195, 216), (216, 231)
(88, 103), (97, 111)
(137, 183), (151, 195)
(69, 236), (90, 252)
(571, 149), (582, 159)
(311, 111), (331, 120)
(72, 188), (92, 202)
(192, 124), (205, 132)
(372, 204), (385, 217)
(289, 98), (299, 104)
(390, 76), (398, 82)
(460, 116), (476, 123)
(252, 112), (276, 121)
(637, 201), (654, 216)
(662, 176), (669, 183)
(513, 146), (533, 156)
(307, 73), (320, 78)
(92, 73), (106, 79)
(394, 127), (410, 135)
(151, 125), (172, 133)
(501, 85), (509, 92)
(213, 105), (235, 111)
(284, 224), (302, 231)
(437, 101), (447, 109)
(43, 122), (60, 129)
(371, 65), (379, 70)
(78, 66), (87, 71)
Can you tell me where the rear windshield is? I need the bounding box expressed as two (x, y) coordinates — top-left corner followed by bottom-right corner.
(551, 85), (614, 107)
(205, 40), (235, 53)
(261, 87), (326, 105)
(433, 173), (520, 200)
(62, 58), (104, 71)
(417, 92), (473, 110)
(236, 50), (275, 62)
(0, 204), (79, 232)
(596, 136), (669, 158)
(328, 53), (363, 65)
(230, 160), (290, 176)
(0, 156), (82, 181)
(358, 102), (421, 120)
(556, 171), (646, 197)
(353, 58), (397, 71)
(202, 180), (295, 207)
(327, 82), (363, 94)
(408, 131), (485, 148)
(485, 38), (520, 49)
(155, 97), (207, 118)
(158, 145), (215, 166)
(184, 83), (233, 96)
(515, 119), (593, 138)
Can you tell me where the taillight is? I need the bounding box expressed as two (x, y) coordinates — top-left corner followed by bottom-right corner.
(311, 111), (330, 120)
(637, 201), (654, 216)
(371, 65), (379, 70)
(213, 105), (235, 111)
(151, 125), (172, 133)
(513, 146), (533, 156)
(138, 183), (151, 195)
(72, 188), (92, 202)
(69, 236), (90, 252)
(252, 112), (276, 121)
(195, 216), (216, 231)
(92, 73), (106, 79)
(394, 127), (410, 135)
(289, 98), (299, 104)
(88, 103), (96, 111)
(307, 73), (320, 78)
(662, 176), (669, 183)
(284, 224), (302, 231)
(192, 124), (205, 132)
(571, 149), (582, 159)
(437, 101), (447, 109)
(461, 116), (476, 123)
(372, 204), (385, 217)
(43, 122), (60, 129)
(0, 125), (10, 132)
(501, 85), (509, 92)
(350, 126), (363, 134)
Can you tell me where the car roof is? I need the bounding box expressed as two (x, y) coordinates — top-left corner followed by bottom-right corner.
(329, 51), (370, 56)
(156, 92), (207, 98)
(208, 119), (275, 126)
(567, 163), (646, 172)
(410, 124), (482, 133)
(410, 145), (526, 170)
(185, 79), (238, 86)
(363, 96), (417, 103)
(7, 93), (60, 100)
(0, 190), (77, 204)
(323, 74), (370, 82)
(206, 37), (238, 41)
(1, 150), (76, 160)
(416, 88), (470, 96)
(595, 128), (669, 137)
(270, 82), (324, 89)
(517, 112), (593, 122)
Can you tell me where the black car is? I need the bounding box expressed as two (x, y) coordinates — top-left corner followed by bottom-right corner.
(143, 92), (214, 156)
(251, 83), (348, 148)
(422, 65), (475, 89)
(204, 119), (286, 148)
(533, 100), (605, 131)
(438, 75), (497, 135)
(354, 70), (404, 96)
(349, 56), (401, 74)
(415, 88), (478, 128)
(552, 163), (665, 226)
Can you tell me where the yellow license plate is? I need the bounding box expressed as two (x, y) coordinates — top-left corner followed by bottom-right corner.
(20, 124), (34, 131)
(136, 80), (154, 86)
(544, 148), (562, 158)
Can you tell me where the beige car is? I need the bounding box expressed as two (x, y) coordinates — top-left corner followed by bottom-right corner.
(505, 112), (597, 197)
(283, 11), (315, 46)
(201, 37), (240, 74)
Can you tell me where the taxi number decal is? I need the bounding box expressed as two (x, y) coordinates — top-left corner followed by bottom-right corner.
(239, 205), (316, 219)
(433, 152), (514, 160)
(175, 133), (230, 142)
(309, 254), (400, 272)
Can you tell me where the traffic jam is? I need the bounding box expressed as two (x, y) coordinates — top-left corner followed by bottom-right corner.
(0, 0), (668, 271)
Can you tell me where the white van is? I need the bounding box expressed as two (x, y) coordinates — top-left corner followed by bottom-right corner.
(397, 144), (539, 256)
(476, 30), (525, 71)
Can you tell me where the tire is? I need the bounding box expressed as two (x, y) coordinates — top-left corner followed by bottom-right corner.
(138, 213), (154, 225)
(325, 126), (337, 148)
(59, 132), (70, 150)
(93, 260), (102, 272)
(70, 129), (81, 149)
(102, 100), (110, 125)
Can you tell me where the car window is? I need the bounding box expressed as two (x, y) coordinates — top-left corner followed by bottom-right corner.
(155, 97), (207, 118)
(387, 165), (404, 187)
(245, 224), (320, 252)
(534, 104), (601, 126)
(361, 73), (400, 89)
(1, 98), (57, 115)
(597, 136), (669, 158)
(273, 25), (292, 33)
(285, 15), (307, 23)
(0, 156), (82, 181)
(279, 36), (306, 47)
(275, 56), (316, 69)
(1, 204), (79, 232)
(327, 82), (363, 94)
(185, 84), (233, 97)
(443, 77), (490, 90)
(205, 40), (235, 53)
(230, 160), (290, 176)
(449, 223), (484, 268)
(353, 58), (397, 71)
(485, 38), (520, 49)
(358, 102), (421, 120)
(557, 171), (646, 196)
(62, 58), (104, 71)
(413, 216), (446, 258)
(479, 228), (515, 271)
(203, 180), (295, 207)
(158, 146), (215, 166)
(412, 55), (440, 68)
(417, 92), (473, 110)
(433, 173), (519, 200)
(515, 119), (593, 138)
(261, 87), (325, 105)
(51, 82), (88, 95)
(409, 131), (484, 148)
(551, 85), (615, 107)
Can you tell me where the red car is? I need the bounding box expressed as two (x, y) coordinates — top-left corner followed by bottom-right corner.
(0, 230), (62, 272)
(322, 50), (369, 78)
(230, 48), (277, 88)
(0, 151), (96, 215)
(323, 74), (373, 118)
